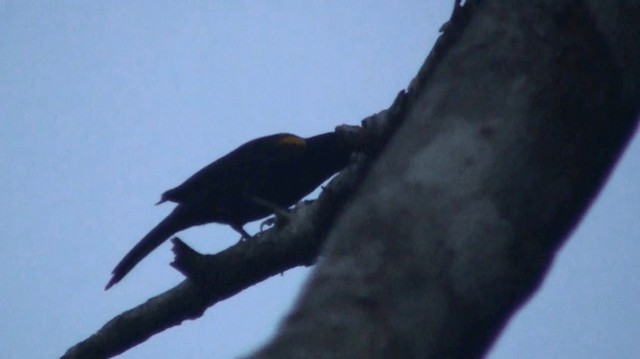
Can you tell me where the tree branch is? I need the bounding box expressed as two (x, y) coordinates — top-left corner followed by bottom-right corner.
(61, 110), (402, 358)
(59, 2), (484, 357)
(62, 1), (640, 358)
(249, 1), (640, 358)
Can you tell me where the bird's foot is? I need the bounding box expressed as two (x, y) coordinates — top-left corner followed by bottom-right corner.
(249, 196), (294, 231)
(260, 216), (276, 232)
(231, 224), (255, 243)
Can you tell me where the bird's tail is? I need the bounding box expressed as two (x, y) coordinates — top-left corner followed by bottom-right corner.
(105, 207), (192, 290)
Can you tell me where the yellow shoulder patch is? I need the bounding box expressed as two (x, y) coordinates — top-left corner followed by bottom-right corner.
(278, 134), (306, 146)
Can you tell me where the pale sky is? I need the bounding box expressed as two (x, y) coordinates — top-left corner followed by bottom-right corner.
(1, 2), (638, 358)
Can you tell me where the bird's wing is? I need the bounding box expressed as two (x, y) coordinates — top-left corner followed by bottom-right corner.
(156, 134), (308, 205)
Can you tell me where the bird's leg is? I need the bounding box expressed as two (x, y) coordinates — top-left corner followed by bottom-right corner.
(250, 197), (289, 217)
(260, 216), (276, 232)
(231, 224), (254, 242)
(250, 196), (293, 231)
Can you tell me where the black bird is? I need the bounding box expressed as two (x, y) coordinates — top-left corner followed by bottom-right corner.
(105, 132), (350, 290)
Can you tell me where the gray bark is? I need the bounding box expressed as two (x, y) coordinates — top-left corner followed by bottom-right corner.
(61, 1), (640, 357)
(250, 1), (640, 358)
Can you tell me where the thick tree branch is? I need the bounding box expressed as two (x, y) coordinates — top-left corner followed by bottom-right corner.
(249, 1), (640, 358)
(61, 2), (461, 355)
(60, 127), (372, 359)
(62, 101), (417, 358)
(62, 1), (640, 358)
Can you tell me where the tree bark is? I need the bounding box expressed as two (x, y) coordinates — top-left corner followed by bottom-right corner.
(62, 0), (640, 357)
(249, 1), (640, 358)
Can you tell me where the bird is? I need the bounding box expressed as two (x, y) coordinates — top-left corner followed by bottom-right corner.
(105, 132), (351, 290)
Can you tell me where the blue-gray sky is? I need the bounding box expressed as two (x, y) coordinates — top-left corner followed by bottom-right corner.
(1, 2), (638, 358)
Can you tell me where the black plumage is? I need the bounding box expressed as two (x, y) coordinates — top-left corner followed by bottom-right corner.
(105, 132), (350, 290)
